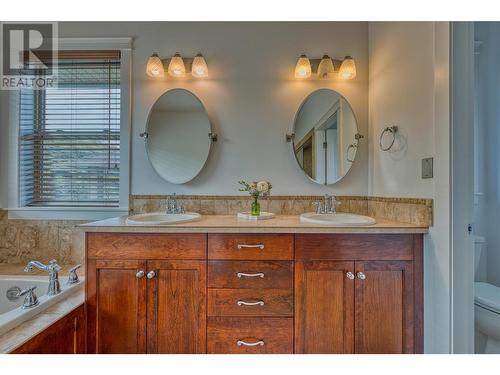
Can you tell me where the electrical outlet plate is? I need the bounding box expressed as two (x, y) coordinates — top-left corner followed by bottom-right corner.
(422, 157), (433, 179)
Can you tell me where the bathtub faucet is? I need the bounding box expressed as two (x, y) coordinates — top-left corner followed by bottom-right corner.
(24, 259), (62, 296)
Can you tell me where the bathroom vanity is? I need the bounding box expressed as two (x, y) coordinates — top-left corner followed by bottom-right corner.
(83, 215), (425, 354)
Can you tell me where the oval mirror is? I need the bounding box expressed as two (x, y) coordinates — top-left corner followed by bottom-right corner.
(292, 89), (359, 185)
(146, 89), (212, 184)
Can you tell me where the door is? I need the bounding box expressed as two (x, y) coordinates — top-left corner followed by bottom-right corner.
(354, 261), (414, 353)
(147, 260), (207, 353)
(87, 259), (147, 354)
(295, 260), (354, 353)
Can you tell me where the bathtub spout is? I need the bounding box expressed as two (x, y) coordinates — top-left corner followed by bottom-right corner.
(23, 260), (61, 296)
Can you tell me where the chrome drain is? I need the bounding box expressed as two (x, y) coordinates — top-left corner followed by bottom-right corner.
(6, 286), (21, 301)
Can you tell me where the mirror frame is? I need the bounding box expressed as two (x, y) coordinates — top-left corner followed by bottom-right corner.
(291, 88), (360, 186)
(144, 88), (213, 184)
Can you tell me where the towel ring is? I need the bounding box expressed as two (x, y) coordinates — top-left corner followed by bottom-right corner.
(379, 126), (398, 151)
(347, 144), (357, 163)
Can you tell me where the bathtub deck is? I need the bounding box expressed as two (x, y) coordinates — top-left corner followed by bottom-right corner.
(0, 264), (84, 353)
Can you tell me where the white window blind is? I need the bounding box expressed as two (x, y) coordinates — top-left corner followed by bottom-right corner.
(19, 51), (121, 207)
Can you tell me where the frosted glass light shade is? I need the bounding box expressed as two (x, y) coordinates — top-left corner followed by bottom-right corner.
(146, 53), (164, 78)
(191, 53), (208, 78)
(294, 54), (311, 79)
(317, 55), (334, 79)
(168, 53), (186, 77)
(339, 56), (357, 80)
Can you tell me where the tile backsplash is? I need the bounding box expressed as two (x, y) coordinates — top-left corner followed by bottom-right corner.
(0, 195), (432, 265)
(0, 210), (84, 265)
(130, 195), (433, 227)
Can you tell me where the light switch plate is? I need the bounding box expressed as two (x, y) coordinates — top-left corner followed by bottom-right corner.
(422, 157), (433, 179)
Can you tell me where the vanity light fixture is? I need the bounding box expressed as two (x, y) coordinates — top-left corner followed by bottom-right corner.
(146, 52), (209, 79)
(191, 53), (209, 78)
(294, 54), (312, 79)
(146, 53), (165, 78)
(338, 55), (357, 80)
(317, 54), (335, 78)
(294, 54), (357, 80)
(168, 53), (186, 77)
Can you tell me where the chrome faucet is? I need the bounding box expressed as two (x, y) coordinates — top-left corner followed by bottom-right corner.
(166, 193), (185, 214)
(313, 194), (341, 214)
(24, 260), (61, 296)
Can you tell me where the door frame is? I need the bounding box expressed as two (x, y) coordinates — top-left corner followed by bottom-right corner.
(450, 21), (475, 354)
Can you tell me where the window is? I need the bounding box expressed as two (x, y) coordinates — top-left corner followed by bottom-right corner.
(18, 51), (121, 208)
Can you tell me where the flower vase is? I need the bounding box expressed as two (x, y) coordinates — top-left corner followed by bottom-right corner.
(251, 196), (260, 216)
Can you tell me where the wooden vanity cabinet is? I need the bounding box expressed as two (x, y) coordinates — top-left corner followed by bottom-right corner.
(295, 234), (423, 354)
(86, 233), (207, 354)
(85, 231), (423, 354)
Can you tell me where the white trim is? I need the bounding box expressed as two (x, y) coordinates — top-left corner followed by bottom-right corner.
(8, 207), (129, 221)
(58, 37), (133, 50)
(450, 21), (475, 354)
(7, 37), (132, 220)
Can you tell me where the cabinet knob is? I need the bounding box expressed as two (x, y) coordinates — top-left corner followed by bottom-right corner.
(136, 270), (145, 278)
(356, 272), (366, 280)
(346, 271), (355, 280)
(147, 271), (156, 279)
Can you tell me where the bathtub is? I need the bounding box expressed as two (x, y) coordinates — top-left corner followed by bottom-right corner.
(0, 274), (84, 336)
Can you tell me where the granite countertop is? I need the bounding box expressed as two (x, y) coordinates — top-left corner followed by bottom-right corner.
(81, 214), (428, 234)
(0, 264), (84, 353)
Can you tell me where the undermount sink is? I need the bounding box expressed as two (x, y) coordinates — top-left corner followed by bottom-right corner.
(126, 212), (201, 225)
(300, 212), (376, 226)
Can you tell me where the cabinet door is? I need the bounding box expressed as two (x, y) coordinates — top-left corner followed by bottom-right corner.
(295, 261), (354, 353)
(147, 260), (206, 353)
(86, 259), (147, 354)
(354, 261), (414, 354)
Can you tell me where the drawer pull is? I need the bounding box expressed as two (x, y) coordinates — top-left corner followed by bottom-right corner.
(237, 272), (265, 278)
(237, 340), (265, 347)
(237, 300), (265, 307)
(237, 244), (265, 250)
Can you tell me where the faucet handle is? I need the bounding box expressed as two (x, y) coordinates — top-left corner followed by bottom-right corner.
(17, 286), (39, 309)
(67, 264), (81, 285)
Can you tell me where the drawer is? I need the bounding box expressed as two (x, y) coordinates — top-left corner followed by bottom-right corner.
(208, 288), (293, 317)
(207, 317), (293, 354)
(208, 234), (293, 260)
(295, 234), (415, 260)
(208, 261), (293, 289)
(87, 233), (207, 259)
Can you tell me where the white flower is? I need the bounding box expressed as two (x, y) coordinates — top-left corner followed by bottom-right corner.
(256, 181), (269, 193)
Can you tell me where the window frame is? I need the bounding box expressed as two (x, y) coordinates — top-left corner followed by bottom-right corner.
(8, 37), (132, 220)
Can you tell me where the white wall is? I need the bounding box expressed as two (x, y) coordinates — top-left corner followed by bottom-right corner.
(56, 22), (369, 196)
(368, 22), (451, 353)
(368, 22), (435, 198)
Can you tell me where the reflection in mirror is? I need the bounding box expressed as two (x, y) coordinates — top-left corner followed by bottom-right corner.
(146, 89), (212, 184)
(293, 89), (358, 185)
